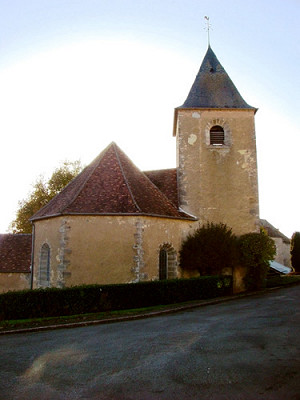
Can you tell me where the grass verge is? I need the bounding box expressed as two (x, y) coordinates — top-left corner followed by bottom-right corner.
(0, 301), (202, 332)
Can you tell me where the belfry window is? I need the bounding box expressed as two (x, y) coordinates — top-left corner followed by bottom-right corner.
(210, 125), (225, 145)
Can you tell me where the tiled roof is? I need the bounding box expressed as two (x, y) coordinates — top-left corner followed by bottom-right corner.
(31, 143), (194, 221)
(179, 46), (255, 110)
(260, 219), (290, 244)
(0, 234), (32, 273)
(144, 168), (178, 207)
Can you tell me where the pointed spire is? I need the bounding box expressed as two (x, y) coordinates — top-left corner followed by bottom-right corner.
(179, 46), (255, 110)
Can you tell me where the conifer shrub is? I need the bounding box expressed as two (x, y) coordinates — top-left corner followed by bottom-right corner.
(290, 232), (300, 273)
(179, 222), (238, 276)
(238, 230), (276, 290)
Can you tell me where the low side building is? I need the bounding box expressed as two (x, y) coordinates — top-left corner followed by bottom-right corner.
(260, 219), (291, 268)
(0, 234), (31, 293)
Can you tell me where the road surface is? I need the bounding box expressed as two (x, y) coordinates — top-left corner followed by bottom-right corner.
(0, 285), (299, 399)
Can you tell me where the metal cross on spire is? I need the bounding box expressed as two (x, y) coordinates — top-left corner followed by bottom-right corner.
(204, 16), (211, 47)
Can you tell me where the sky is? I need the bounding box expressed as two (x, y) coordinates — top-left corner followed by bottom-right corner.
(0, 0), (299, 238)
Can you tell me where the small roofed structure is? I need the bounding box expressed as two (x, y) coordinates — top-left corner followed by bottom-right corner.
(260, 219), (291, 268)
(269, 260), (292, 276)
(0, 234), (32, 292)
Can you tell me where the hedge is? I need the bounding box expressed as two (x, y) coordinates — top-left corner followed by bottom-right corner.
(0, 275), (232, 321)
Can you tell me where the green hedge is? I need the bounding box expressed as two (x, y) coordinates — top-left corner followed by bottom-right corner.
(0, 275), (232, 321)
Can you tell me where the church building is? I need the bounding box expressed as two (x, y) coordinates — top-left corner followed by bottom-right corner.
(30, 46), (260, 290)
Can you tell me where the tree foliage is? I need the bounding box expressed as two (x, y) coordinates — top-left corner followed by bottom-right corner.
(179, 223), (276, 291)
(290, 232), (300, 273)
(10, 160), (83, 234)
(179, 222), (238, 276)
(238, 230), (276, 290)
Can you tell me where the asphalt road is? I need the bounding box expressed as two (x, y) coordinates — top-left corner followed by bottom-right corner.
(0, 286), (299, 400)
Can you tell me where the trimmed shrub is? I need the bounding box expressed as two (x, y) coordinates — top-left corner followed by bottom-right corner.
(291, 232), (300, 273)
(238, 230), (276, 291)
(179, 222), (238, 275)
(0, 276), (232, 321)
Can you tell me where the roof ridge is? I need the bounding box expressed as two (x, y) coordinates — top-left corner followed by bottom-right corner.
(143, 167), (176, 174)
(58, 156), (103, 215)
(30, 143), (194, 221)
(112, 143), (142, 213)
(56, 144), (114, 214)
(110, 146), (182, 216)
(142, 169), (182, 212)
(259, 219), (290, 242)
(0, 233), (32, 236)
(30, 144), (113, 221)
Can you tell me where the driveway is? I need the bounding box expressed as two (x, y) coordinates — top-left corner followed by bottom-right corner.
(0, 285), (299, 400)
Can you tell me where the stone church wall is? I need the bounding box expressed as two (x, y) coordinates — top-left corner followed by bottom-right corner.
(176, 109), (259, 235)
(32, 217), (63, 289)
(32, 215), (193, 288)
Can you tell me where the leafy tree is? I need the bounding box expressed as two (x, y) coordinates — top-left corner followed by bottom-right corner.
(290, 232), (300, 273)
(10, 160), (83, 234)
(238, 230), (276, 290)
(179, 222), (238, 276)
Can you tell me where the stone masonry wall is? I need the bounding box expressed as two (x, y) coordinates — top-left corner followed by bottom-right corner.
(176, 109), (259, 235)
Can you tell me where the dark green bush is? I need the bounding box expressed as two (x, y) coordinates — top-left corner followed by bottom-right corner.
(179, 222), (238, 275)
(291, 232), (300, 273)
(0, 276), (232, 321)
(266, 275), (300, 288)
(238, 230), (276, 290)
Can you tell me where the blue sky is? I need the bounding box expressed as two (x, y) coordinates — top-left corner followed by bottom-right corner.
(0, 0), (299, 237)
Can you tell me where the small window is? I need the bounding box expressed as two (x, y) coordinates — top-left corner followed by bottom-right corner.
(39, 243), (50, 287)
(210, 125), (225, 145)
(159, 245), (178, 280)
(159, 249), (168, 280)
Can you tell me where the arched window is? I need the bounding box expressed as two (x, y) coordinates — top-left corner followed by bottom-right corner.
(210, 125), (225, 145)
(39, 243), (50, 287)
(159, 249), (168, 280)
(159, 244), (177, 280)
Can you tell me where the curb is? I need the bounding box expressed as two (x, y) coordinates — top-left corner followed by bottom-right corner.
(0, 284), (298, 335)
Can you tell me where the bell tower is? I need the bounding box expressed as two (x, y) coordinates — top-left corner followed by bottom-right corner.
(173, 46), (259, 235)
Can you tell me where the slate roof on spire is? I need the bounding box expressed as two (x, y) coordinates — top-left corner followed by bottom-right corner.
(179, 46), (255, 110)
(31, 143), (194, 221)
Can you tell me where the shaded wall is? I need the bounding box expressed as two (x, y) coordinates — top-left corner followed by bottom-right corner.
(0, 272), (30, 293)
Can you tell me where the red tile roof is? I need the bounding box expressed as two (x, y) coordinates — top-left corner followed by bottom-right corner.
(0, 234), (32, 273)
(31, 143), (194, 221)
(144, 169), (178, 207)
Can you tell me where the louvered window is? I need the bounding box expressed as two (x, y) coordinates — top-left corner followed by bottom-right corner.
(210, 125), (225, 145)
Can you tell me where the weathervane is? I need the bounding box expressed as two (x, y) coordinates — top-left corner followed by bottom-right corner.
(204, 16), (211, 46)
